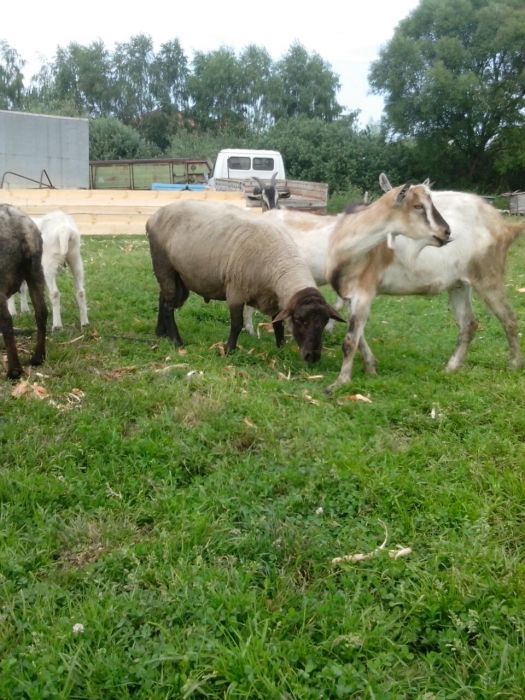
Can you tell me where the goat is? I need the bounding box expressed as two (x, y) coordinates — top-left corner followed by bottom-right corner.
(326, 176), (451, 392)
(0, 204), (48, 380)
(8, 211), (89, 330)
(146, 201), (344, 365)
(366, 173), (525, 372)
(252, 171), (280, 211)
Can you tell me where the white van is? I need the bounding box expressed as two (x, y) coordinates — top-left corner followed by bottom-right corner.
(208, 149), (286, 189)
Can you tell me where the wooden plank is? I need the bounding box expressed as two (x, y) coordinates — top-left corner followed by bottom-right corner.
(0, 188), (248, 235)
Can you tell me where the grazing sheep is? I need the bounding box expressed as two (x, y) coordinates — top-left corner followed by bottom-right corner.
(0, 204), (48, 380)
(326, 178), (451, 392)
(146, 201), (344, 364)
(8, 211), (89, 330)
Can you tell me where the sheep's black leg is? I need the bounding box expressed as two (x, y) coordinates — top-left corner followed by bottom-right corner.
(273, 320), (285, 347)
(26, 272), (48, 367)
(225, 304), (244, 354)
(0, 297), (23, 379)
(158, 298), (184, 347)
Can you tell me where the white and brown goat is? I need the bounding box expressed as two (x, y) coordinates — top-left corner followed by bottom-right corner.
(326, 178), (451, 392)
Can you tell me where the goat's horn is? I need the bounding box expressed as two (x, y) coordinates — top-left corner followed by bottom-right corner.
(379, 173), (392, 192)
(396, 183), (411, 204)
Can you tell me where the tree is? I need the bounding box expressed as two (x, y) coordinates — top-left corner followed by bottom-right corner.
(0, 40), (25, 109)
(270, 43), (342, 122)
(188, 47), (247, 132)
(238, 45), (275, 132)
(369, 0), (525, 188)
(89, 117), (158, 161)
(113, 34), (157, 124)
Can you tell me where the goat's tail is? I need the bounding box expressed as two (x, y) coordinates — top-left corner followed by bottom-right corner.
(506, 220), (525, 244)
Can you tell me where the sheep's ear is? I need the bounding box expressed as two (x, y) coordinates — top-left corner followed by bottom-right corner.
(379, 173), (392, 192)
(395, 183), (411, 205)
(423, 178), (431, 187)
(273, 307), (291, 323)
(327, 305), (345, 322)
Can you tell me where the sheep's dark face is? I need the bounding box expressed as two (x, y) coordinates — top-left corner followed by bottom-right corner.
(275, 288), (344, 365)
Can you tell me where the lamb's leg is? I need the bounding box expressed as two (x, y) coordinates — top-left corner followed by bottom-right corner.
(446, 283), (479, 372)
(7, 295), (17, 316)
(471, 278), (522, 369)
(26, 270), (48, 368)
(0, 294), (23, 379)
(225, 303), (244, 354)
(326, 291), (374, 394)
(243, 305), (256, 336)
(20, 281), (30, 313)
(67, 250), (89, 327)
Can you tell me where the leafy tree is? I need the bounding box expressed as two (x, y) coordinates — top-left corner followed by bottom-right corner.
(151, 39), (189, 112)
(188, 47), (247, 132)
(270, 43), (342, 122)
(89, 117), (158, 161)
(0, 40), (25, 109)
(238, 45), (275, 132)
(113, 34), (157, 123)
(369, 0), (525, 188)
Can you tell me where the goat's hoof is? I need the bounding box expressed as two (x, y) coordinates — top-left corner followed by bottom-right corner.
(52, 325), (63, 332)
(29, 354), (45, 367)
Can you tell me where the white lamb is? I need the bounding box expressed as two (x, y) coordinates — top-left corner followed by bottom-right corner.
(8, 211), (89, 330)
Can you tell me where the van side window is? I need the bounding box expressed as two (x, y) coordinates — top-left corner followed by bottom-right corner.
(227, 156), (250, 170)
(253, 158), (274, 171)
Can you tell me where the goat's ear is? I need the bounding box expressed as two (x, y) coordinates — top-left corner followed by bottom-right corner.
(395, 183), (411, 206)
(379, 173), (392, 192)
(273, 307), (291, 323)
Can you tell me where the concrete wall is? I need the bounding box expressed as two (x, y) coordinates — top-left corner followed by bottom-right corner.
(0, 110), (89, 189)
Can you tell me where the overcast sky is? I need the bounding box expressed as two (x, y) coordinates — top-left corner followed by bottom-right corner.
(4, 0), (420, 126)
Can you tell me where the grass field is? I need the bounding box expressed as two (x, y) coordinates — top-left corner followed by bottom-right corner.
(1, 232), (525, 698)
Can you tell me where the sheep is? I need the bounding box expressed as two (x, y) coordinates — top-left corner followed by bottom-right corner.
(326, 177), (451, 392)
(146, 200), (344, 365)
(0, 204), (48, 380)
(8, 211), (89, 330)
(242, 208), (343, 336)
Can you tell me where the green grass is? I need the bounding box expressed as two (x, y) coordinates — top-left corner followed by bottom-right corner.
(1, 233), (525, 698)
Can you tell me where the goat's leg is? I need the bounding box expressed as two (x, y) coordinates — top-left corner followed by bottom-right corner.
(67, 251), (89, 327)
(446, 284), (479, 372)
(0, 295), (23, 380)
(472, 279), (522, 369)
(243, 305), (256, 336)
(26, 275), (48, 368)
(326, 292), (373, 394)
(358, 334), (377, 375)
(225, 303), (244, 354)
